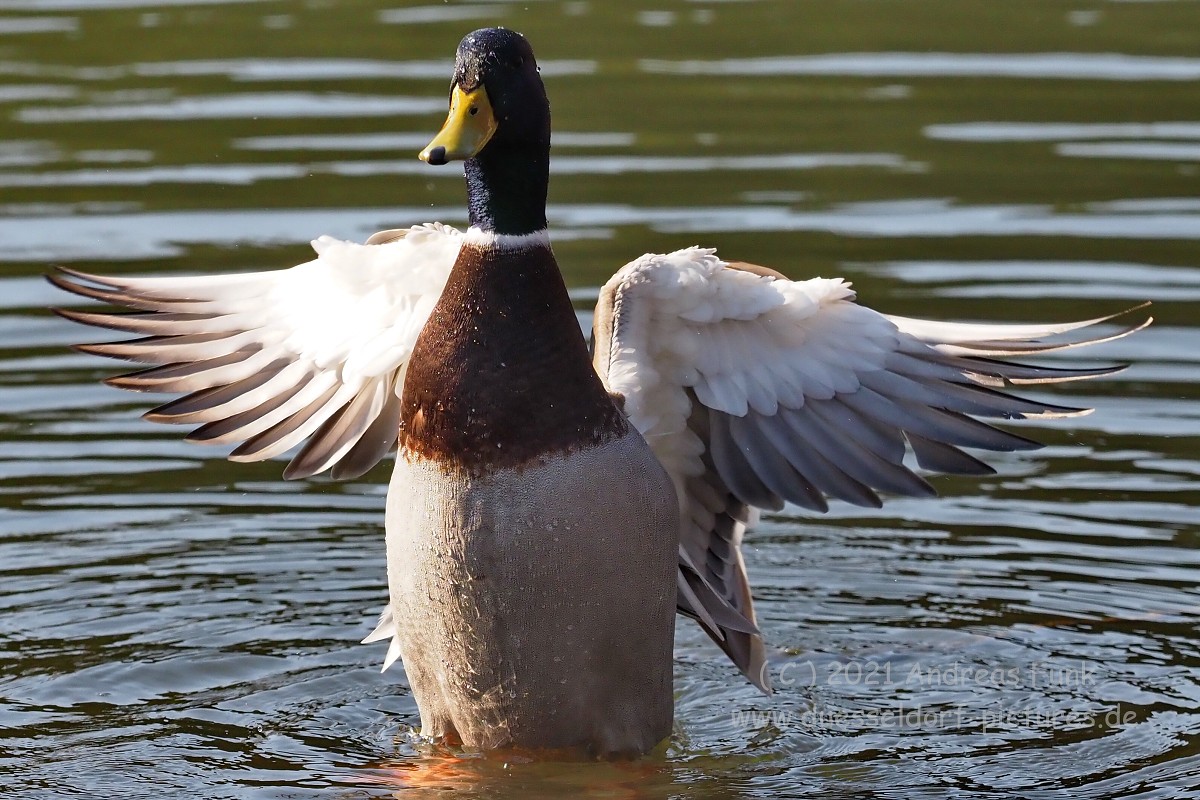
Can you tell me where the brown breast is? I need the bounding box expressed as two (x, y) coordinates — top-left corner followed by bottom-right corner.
(399, 242), (627, 474)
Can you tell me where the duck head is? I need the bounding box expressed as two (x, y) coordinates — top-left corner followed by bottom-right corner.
(420, 28), (551, 236)
(421, 28), (548, 165)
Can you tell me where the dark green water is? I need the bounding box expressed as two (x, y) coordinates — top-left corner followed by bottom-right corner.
(1, 1), (1198, 797)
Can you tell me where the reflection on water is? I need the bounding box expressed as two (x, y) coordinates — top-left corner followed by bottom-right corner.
(234, 131), (637, 151)
(925, 121), (1200, 167)
(17, 92), (446, 121)
(2, 0), (1199, 797)
(9, 200), (1200, 265)
(377, 5), (511, 26)
(868, 261), (1200, 302)
(926, 122), (1200, 142)
(640, 52), (1200, 80)
(650, 199), (1200, 240)
(1057, 142), (1200, 162)
(3, 0), (268, 9)
(0, 17), (78, 34)
(0, 153), (915, 188)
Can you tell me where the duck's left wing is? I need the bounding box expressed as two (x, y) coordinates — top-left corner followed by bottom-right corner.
(593, 247), (1149, 691)
(50, 223), (462, 480)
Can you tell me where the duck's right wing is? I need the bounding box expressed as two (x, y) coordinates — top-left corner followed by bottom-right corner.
(49, 223), (462, 481)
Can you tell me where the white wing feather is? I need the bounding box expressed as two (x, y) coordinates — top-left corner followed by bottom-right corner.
(595, 246), (1148, 691)
(51, 222), (462, 481)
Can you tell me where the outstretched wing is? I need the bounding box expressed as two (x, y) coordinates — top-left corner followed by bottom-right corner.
(593, 247), (1150, 691)
(50, 223), (462, 480)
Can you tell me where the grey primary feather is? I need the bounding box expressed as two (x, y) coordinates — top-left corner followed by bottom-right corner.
(53, 307), (211, 335)
(803, 399), (937, 497)
(707, 411), (784, 510)
(727, 413), (830, 511)
(285, 380), (390, 479)
(836, 384), (982, 454)
(862, 365), (1061, 419)
(771, 407), (883, 508)
(907, 375), (1088, 419)
(329, 382), (401, 480)
(187, 374), (314, 443)
(669, 400), (770, 690)
(76, 332), (245, 363)
(815, 395), (910, 464)
(144, 359), (291, 422)
(958, 357), (1128, 385)
(229, 381), (344, 460)
(677, 556), (760, 635)
(105, 349), (263, 391)
(876, 394), (1044, 452)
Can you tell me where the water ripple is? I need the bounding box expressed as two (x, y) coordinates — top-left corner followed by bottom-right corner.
(1057, 142), (1200, 161)
(2, 0), (267, 8)
(926, 121), (1200, 142)
(130, 57), (596, 81)
(866, 260), (1200, 301)
(377, 4), (509, 25)
(0, 151), (908, 188)
(2, 2), (1198, 796)
(0, 17), (77, 34)
(234, 131), (636, 151)
(6, 198), (1200, 262)
(16, 93), (445, 122)
(642, 52), (1200, 81)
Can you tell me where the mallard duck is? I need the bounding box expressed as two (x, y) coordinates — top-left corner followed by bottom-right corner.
(51, 28), (1148, 757)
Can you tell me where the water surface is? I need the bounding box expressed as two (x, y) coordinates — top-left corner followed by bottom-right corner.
(1, 1), (1198, 797)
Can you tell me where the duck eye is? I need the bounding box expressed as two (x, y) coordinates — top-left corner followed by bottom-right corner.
(469, 106), (478, 116)
(511, 56), (524, 69)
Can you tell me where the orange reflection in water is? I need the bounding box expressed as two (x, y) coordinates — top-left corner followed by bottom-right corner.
(354, 739), (680, 800)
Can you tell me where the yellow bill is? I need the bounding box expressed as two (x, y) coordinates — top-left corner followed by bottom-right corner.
(419, 85), (498, 165)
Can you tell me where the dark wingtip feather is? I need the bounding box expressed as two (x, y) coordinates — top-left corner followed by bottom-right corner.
(50, 305), (87, 324)
(144, 387), (222, 422)
(52, 265), (118, 285)
(907, 433), (997, 476)
(47, 268), (125, 304)
(47, 267), (195, 311)
(104, 364), (188, 390)
(73, 339), (162, 362)
(70, 342), (112, 358)
(49, 279), (138, 309)
(970, 359), (1129, 386)
(46, 270), (92, 300)
(952, 313), (1153, 357)
(1121, 300), (1153, 316)
(52, 306), (199, 335)
(102, 375), (163, 393)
